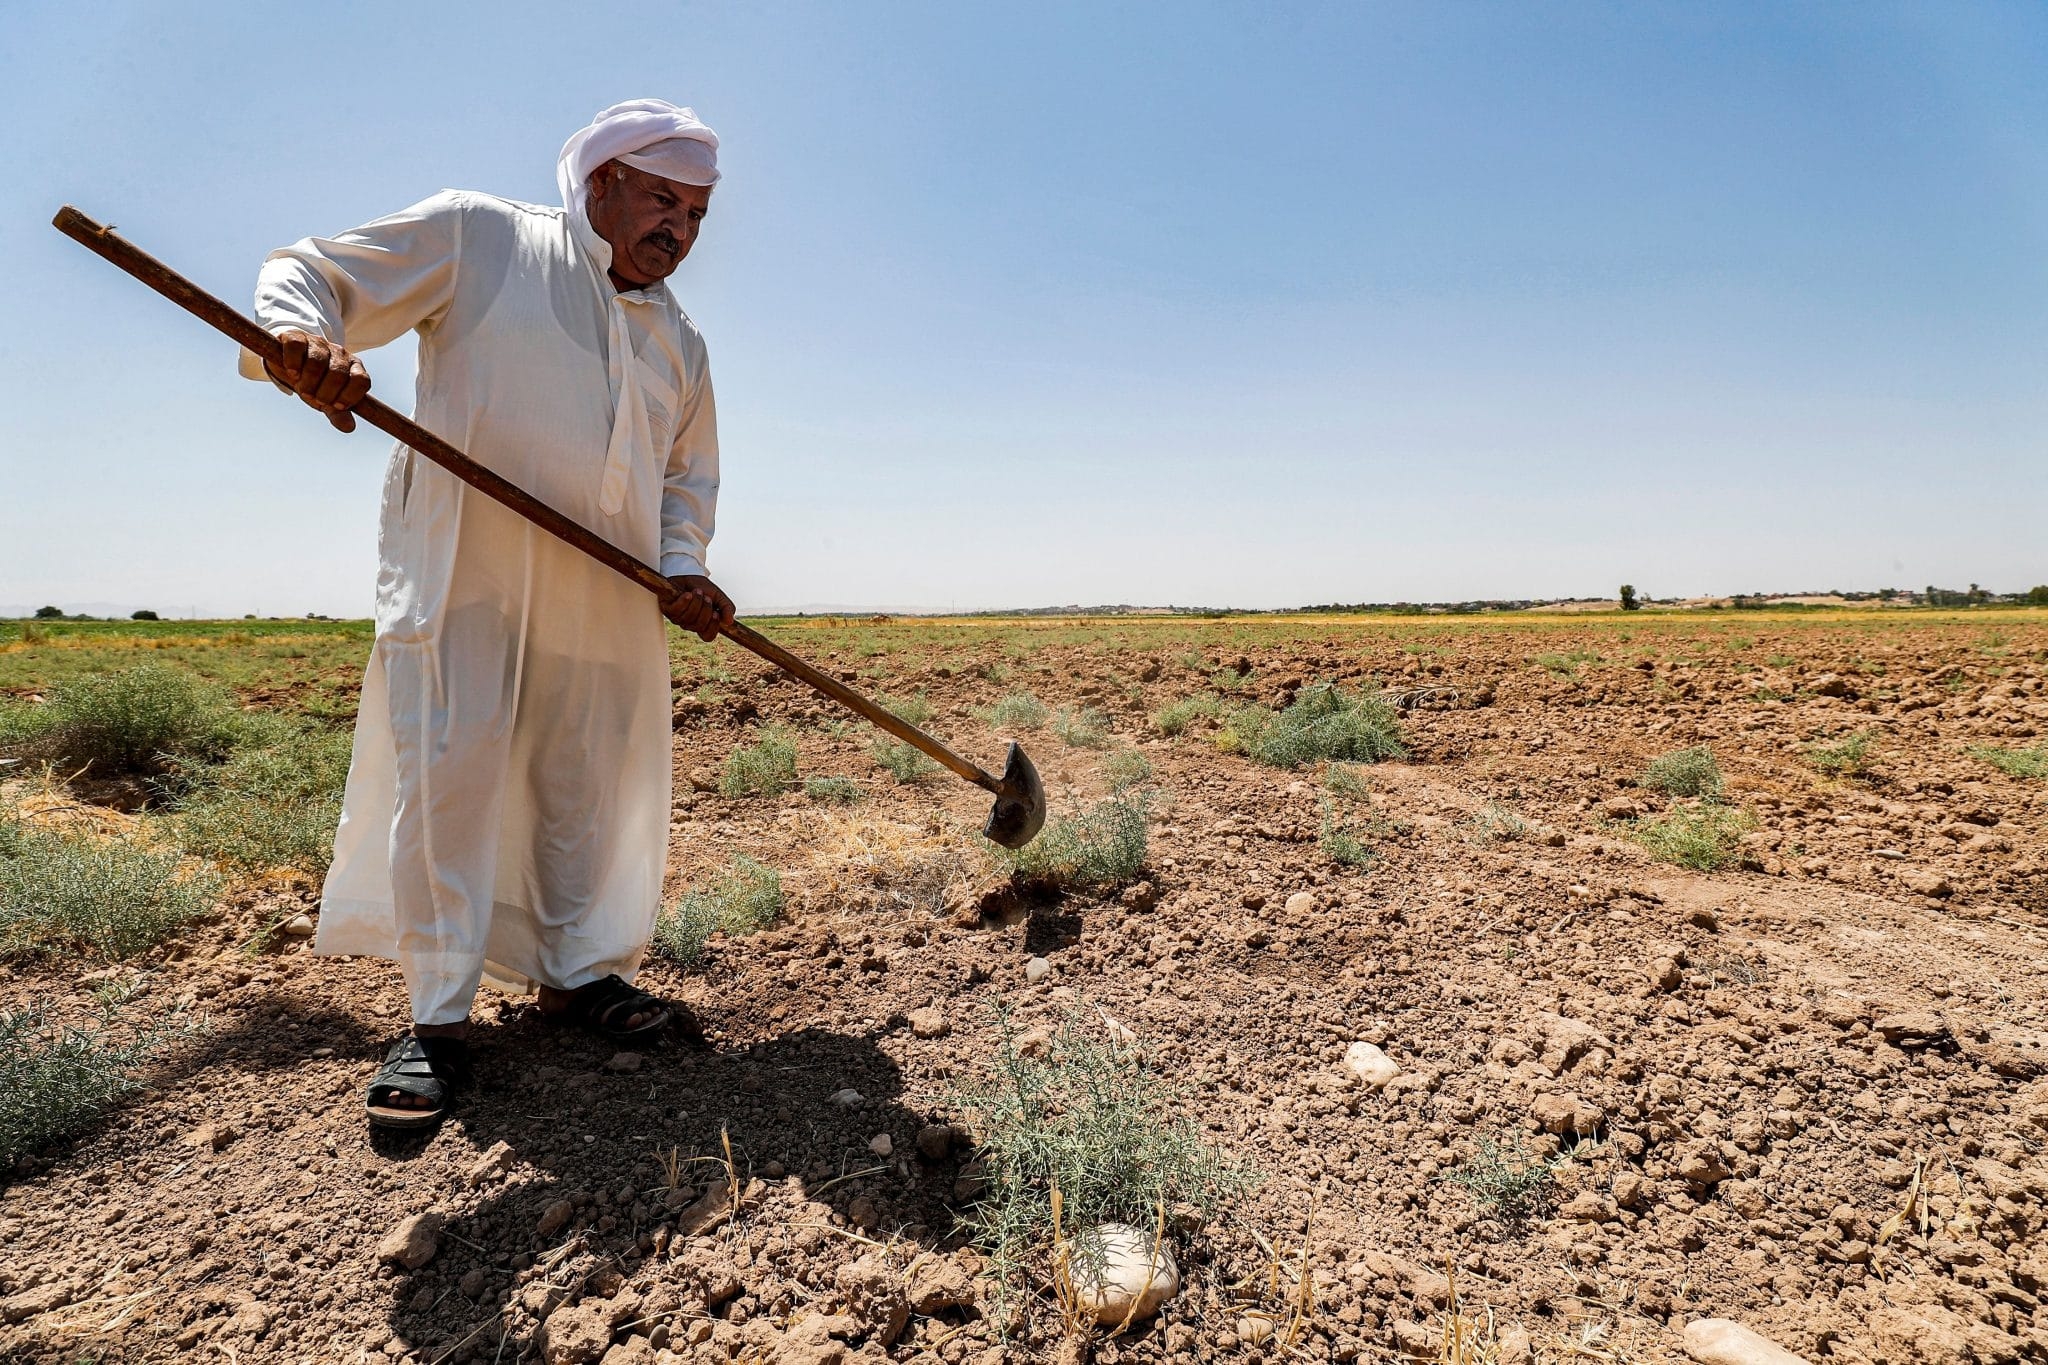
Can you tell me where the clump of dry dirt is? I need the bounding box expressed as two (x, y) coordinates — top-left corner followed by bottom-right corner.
(2, 615), (2045, 1364)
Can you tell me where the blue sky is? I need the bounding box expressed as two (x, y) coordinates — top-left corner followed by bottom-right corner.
(3, 1), (2043, 615)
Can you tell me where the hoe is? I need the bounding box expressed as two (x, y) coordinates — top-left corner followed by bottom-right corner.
(53, 206), (1046, 849)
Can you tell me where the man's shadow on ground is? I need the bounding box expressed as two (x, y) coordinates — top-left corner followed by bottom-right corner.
(370, 1010), (966, 1360)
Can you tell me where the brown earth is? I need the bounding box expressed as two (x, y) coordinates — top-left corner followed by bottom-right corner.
(3, 613), (2046, 1365)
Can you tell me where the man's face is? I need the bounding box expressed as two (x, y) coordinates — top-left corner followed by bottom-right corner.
(585, 162), (711, 286)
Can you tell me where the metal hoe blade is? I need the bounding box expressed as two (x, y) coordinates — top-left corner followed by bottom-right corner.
(982, 742), (1046, 849)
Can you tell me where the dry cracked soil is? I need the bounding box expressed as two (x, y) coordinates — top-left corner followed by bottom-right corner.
(2, 612), (2046, 1365)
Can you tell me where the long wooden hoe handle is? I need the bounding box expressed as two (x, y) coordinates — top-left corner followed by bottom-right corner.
(51, 205), (1000, 794)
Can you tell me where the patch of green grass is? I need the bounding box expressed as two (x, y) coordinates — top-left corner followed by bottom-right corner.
(653, 856), (784, 965)
(1628, 802), (1755, 871)
(981, 692), (1048, 731)
(1805, 731), (1873, 778)
(1641, 745), (1724, 799)
(1225, 682), (1404, 769)
(1534, 649), (1601, 675)
(1151, 694), (1220, 737)
(0, 809), (222, 959)
(171, 716), (352, 876)
(952, 1003), (1253, 1308)
(1100, 749), (1152, 793)
(1050, 705), (1111, 750)
(0, 663), (241, 775)
(870, 736), (938, 784)
(719, 727), (798, 797)
(1968, 744), (2048, 780)
(1440, 1134), (1562, 1223)
(1318, 811), (1377, 868)
(997, 792), (1150, 889)
(0, 998), (188, 1168)
(1765, 653), (1798, 669)
(877, 692), (935, 727)
(1322, 762), (1370, 799)
(1463, 800), (1529, 846)
(803, 775), (863, 804)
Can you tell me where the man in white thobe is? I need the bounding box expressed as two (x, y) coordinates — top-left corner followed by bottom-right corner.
(244, 99), (734, 1128)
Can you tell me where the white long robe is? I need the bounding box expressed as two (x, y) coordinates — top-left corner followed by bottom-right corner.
(242, 190), (718, 1023)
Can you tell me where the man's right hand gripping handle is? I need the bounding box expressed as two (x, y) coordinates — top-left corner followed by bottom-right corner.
(266, 328), (372, 432)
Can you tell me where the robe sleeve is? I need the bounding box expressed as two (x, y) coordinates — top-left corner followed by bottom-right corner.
(659, 333), (720, 579)
(237, 191), (464, 382)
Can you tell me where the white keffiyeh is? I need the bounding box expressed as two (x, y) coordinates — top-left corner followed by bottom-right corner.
(556, 98), (720, 219)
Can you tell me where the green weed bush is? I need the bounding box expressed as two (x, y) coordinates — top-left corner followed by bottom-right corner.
(1806, 731), (1873, 777)
(953, 1005), (1251, 1301)
(877, 692), (935, 726)
(1629, 803), (1754, 871)
(998, 792), (1149, 889)
(1441, 1135), (1562, 1222)
(803, 775), (862, 804)
(0, 1000), (183, 1167)
(720, 728), (798, 797)
(0, 663), (239, 774)
(1641, 746), (1723, 799)
(172, 717), (352, 876)
(1969, 744), (2048, 780)
(0, 810), (221, 959)
(1151, 695), (1220, 737)
(1100, 750), (1153, 792)
(654, 856), (784, 965)
(985, 692), (1048, 731)
(1051, 706), (1111, 750)
(870, 736), (937, 784)
(1226, 682), (1404, 769)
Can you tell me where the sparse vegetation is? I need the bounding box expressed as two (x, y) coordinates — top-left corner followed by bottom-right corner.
(1151, 694), (1221, 736)
(720, 727), (798, 797)
(982, 692), (1048, 731)
(653, 856), (784, 965)
(952, 1003), (1252, 1304)
(0, 808), (222, 959)
(1641, 745), (1724, 799)
(877, 691), (935, 726)
(1628, 802), (1754, 871)
(997, 791), (1150, 889)
(0, 663), (239, 775)
(1050, 705), (1111, 749)
(1322, 762), (1370, 799)
(172, 717), (352, 875)
(1534, 649), (1601, 675)
(1806, 731), (1874, 777)
(1441, 1134), (1562, 1222)
(1101, 750), (1153, 793)
(1463, 800), (1529, 846)
(870, 736), (938, 784)
(1224, 682), (1404, 769)
(803, 775), (862, 804)
(0, 999), (185, 1168)
(1969, 744), (2048, 780)
(1318, 802), (1377, 868)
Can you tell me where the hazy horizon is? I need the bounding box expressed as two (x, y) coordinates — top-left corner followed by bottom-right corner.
(5, 3), (2044, 618)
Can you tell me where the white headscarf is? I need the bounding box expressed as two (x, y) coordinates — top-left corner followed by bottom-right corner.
(557, 99), (720, 219)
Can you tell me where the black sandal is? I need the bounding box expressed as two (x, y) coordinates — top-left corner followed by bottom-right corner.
(553, 974), (676, 1043)
(364, 1035), (471, 1130)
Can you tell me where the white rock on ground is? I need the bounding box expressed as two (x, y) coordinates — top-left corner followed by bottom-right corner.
(1059, 1223), (1180, 1325)
(1681, 1318), (1812, 1365)
(376, 1212), (442, 1270)
(868, 1133), (893, 1157)
(1025, 955), (1052, 983)
(1344, 1041), (1401, 1089)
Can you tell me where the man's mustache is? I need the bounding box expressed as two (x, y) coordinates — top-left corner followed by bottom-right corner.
(644, 229), (679, 254)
